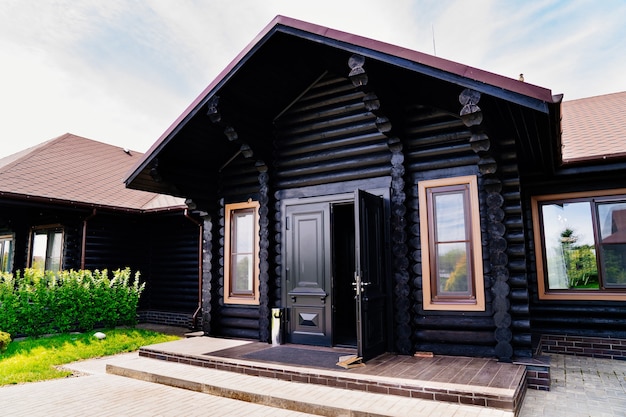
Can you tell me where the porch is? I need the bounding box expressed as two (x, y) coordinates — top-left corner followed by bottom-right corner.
(109, 336), (527, 415)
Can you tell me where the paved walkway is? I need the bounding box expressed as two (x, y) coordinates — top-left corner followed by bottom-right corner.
(0, 353), (317, 417)
(2, 325), (626, 416)
(520, 354), (626, 417)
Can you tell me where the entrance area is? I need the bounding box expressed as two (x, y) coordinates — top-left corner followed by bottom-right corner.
(283, 189), (388, 360)
(331, 203), (357, 347)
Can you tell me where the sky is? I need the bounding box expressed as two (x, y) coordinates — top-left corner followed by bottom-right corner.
(1, 0), (625, 159)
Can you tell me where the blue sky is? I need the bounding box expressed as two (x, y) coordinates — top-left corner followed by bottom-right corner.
(1, 0), (625, 158)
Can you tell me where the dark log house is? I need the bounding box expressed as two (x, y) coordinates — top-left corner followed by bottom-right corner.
(116, 16), (625, 363)
(0, 133), (201, 328)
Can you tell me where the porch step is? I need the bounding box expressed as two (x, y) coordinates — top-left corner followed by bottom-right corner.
(111, 337), (525, 415)
(106, 354), (514, 417)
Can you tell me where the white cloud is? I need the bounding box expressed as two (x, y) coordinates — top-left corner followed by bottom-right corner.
(0, 0), (625, 158)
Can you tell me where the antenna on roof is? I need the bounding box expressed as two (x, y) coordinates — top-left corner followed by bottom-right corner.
(432, 24), (437, 56)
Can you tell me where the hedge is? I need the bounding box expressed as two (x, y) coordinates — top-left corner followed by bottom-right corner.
(0, 268), (144, 337)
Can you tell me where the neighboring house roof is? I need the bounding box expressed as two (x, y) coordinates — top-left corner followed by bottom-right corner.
(561, 91), (626, 164)
(0, 133), (185, 212)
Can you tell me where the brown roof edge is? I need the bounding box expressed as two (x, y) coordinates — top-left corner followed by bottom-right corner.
(124, 15), (560, 187)
(0, 191), (186, 214)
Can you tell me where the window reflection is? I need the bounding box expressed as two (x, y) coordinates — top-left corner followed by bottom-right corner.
(598, 203), (626, 287)
(541, 202), (598, 290)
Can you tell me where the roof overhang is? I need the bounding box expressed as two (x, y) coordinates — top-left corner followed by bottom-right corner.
(125, 15), (561, 200)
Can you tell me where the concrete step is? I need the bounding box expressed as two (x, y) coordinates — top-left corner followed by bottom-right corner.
(106, 354), (514, 417)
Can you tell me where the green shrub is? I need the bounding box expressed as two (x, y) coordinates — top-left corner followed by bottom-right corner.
(0, 268), (144, 337)
(0, 331), (10, 353)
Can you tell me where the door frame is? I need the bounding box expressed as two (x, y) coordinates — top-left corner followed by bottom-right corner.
(280, 187), (392, 351)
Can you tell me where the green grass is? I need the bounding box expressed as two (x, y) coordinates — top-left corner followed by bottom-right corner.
(0, 328), (179, 386)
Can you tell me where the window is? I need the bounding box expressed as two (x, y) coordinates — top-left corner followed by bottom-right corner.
(0, 234), (13, 273)
(419, 176), (485, 311)
(224, 200), (260, 305)
(30, 227), (63, 273)
(532, 190), (626, 300)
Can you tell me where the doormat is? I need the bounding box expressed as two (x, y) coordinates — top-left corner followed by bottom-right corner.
(242, 346), (351, 370)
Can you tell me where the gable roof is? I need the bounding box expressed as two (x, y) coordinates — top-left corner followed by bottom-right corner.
(0, 133), (185, 212)
(561, 91), (626, 164)
(125, 15), (561, 197)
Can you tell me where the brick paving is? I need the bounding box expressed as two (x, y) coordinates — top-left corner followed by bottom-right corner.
(2, 329), (626, 416)
(520, 354), (626, 417)
(0, 353), (317, 417)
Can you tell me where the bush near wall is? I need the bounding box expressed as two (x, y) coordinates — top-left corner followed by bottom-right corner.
(0, 268), (144, 337)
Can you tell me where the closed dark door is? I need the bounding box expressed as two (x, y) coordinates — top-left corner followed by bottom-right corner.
(354, 189), (387, 360)
(284, 203), (332, 346)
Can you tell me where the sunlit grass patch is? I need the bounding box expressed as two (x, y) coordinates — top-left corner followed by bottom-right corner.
(0, 328), (179, 385)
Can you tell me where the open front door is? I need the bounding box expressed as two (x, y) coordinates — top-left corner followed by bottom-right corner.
(284, 202), (332, 346)
(354, 189), (387, 360)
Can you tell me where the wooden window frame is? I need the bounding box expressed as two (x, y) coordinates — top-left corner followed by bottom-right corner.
(224, 200), (260, 305)
(29, 225), (64, 272)
(419, 176), (485, 311)
(0, 234), (14, 273)
(532, 189), (626, 301)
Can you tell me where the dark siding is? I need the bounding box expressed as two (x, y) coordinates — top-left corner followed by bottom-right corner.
(143, 213), (200, 313)
(84, 211), (200, 314)
(273, 73), (390, 189)
(497, 137), (532, 357)
(404, 106), (497, 357)
(83, 214), (140, 271)
(214, 155), (263, 339)
(526, 175), (626, 341)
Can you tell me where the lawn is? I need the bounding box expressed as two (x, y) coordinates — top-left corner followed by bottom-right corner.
(0, 328), (179, 386)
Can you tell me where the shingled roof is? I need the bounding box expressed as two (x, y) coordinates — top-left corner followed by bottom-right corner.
(561, 91), (626, 164)
(0, 133), (185, 211)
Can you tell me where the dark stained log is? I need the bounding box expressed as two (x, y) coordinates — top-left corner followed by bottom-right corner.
(512, 333), (531, 347)
(277, 113), (376, 140)
(478, 156), (498, 175)
(274, 166), (390, 189)
(416, 344), (495, 357)
(459, 88), (483, 127)
(282, 101), (365, 126)
(218, 328), (259, 339)
(257, 164), (271, 343)
(414, 316), (495, 329)
(469, 133), (490, 152)
(508, 274), (527, 288)
(218, 317), (260, 330)
(512, 319), (530, 330)
(415, 330), (495, 345)
(406, 143), (473, 159)
(277, 142), (385, 168)
(407, 155), (478, 172)
(510, 288), (529, 301)
(405, 131), (471, 149)
(506, 245), (526, 259)
(275, 152), (389, 178)
(510, 303), (529, 315)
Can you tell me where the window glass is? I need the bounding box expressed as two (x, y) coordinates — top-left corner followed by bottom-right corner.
(533, 192), (626, 300)
(224, 201), (259, 304)
(419, 176), (484, 311)
(0, 235), (13, 273)
(598, 203), (626, 287)
(540, 202), (598, 290)
(30, 228), (63, 272)
(433, 190), (471, 296)
(436, 242), (470, 294)
(231, 209), (254, 294)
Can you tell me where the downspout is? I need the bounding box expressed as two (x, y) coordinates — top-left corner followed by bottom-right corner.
(184, 208), (203, 330)
(81, 208), (97, 269)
